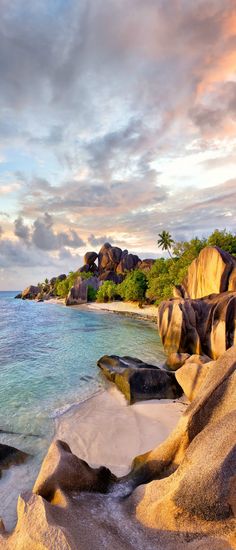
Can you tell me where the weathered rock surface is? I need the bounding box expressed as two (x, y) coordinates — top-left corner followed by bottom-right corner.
(158, 291), (236, 360)
(124, 346), (236, 546)
(84, 251), (98, 266)
(0, 443), (29, 477)
(21, 286), (40, 300)
(178, 246), (236, 299)
(117, 251), (141, 273)
(175, 360), (213, 400)
(98, 243), (122, 272)
(66, 276), (100, 306)
(1, 348), (235, 549)
(97, 355), (183, 403)
(33, 440), (114, 501)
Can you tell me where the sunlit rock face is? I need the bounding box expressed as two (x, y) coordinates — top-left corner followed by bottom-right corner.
(130, 347), (236, 545)
(158, 247), (236, 360)
(179, 246), (236, 299)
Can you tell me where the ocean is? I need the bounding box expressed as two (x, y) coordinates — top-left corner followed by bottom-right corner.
(0, 290), (165, 529)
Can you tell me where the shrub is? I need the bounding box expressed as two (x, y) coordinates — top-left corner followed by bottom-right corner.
(117, 270), (147, 302)
(96, 281), (119, 302)
(87, 286), (97, 302)
(55, 271), (78, 298)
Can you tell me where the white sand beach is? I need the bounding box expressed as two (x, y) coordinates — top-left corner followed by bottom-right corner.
(55, 386), (186, 477)
(48, 298), (159, 321)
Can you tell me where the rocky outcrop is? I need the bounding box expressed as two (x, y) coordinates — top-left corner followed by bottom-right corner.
(21, 285), (40, 300)
(1, 348), (235, 549)
(33, 440), (114, 501)
(158, 291), (236, 360)
(0, 443), (29, 477)
(66, 276), (100, 306)
(177, 246), (236, 299)
(126, 346), (236, 542)
(117, 251), (141, 273)
(97, 355), (183, 403)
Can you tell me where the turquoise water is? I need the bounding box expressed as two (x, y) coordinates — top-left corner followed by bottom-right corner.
(0, 291), (164, 529)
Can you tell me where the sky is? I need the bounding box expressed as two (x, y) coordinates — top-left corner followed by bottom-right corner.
(0, 0), (236, 289)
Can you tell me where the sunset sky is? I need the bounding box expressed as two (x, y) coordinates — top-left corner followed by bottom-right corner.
(0, 0), (236, 289)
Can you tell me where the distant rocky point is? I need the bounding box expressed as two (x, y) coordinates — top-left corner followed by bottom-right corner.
(16, 242), (155, 304)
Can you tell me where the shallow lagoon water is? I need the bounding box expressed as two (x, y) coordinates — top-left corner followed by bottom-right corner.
(0, 291), (165, 529)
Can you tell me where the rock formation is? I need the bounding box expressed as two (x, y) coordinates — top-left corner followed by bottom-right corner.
(18, 242), (155, 303)
(20, 286), (40, 300)
(177, 246), (236, 299)
(158, 290), (236, 360)
(158, 247), (236, 361)
(1, 347), (235, 549)
(97, 355), (183, 403)
(66, 276), (100, 306)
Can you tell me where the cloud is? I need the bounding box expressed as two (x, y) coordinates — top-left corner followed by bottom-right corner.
(88, 234), (114, 247)
(31, 213), (85, 251)
(0, 0), (236, 288)
(14, 217), (30, 242)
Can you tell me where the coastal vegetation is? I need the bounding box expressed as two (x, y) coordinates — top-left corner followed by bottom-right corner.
(19, 229), (236, 305)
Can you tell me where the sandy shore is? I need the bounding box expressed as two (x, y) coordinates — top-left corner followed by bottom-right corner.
(55, 386), (186, 477)
(48, 298), (158, 322)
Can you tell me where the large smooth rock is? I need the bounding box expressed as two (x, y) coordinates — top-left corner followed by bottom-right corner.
(21, 285), (40, 300)
(158, 291), (236, 359)
(128, 346), (236, 546)
(180, 246), (236, 299)
(97, 355), (183, 404)
(98, 243), (122, 272)
(116, 252), (141, 273)
(66, 276), (99, 305)
(33, 440), (114, 501)
(0, 443), (29, 477)
(84, 251), (98, 266)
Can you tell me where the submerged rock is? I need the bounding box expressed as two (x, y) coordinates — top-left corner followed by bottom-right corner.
(0, 443), (29, 477)
(97, 355), (183, 404)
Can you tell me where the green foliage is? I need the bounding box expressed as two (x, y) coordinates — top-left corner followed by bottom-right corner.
(206, 229), (236, 255)
(79, 271), (94, 280)
(157, 230), (174, 258)
(117, 270), (147, 302)
(55, 271), (78, 298)
(87, 286), (97, 302)
(96, 281), (119, 303)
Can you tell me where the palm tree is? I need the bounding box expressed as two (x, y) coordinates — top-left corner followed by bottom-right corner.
(157, 230), (174, 259)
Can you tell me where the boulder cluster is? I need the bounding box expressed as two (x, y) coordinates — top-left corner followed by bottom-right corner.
(158, 246), (236, 361)
(79, 242), (154, 282)
(17, 242), (155, 304)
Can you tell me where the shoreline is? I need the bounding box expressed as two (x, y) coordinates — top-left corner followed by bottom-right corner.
(54, 385), (186, 477)
(46, 298), (158, 323)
